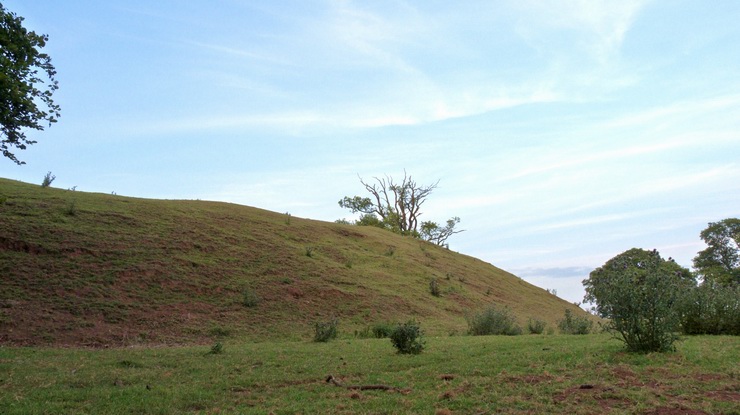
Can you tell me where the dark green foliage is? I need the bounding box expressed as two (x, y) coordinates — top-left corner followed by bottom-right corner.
(420, 217), (463, 247)
(467, 305), (523, 336)
(584, 248), (695, 352)
(390, 320), (424, 354)
(305, 246), (314, 257)
(355, 322), (398, 339)
(371, 322), (396, 339)
(313, 319), (338, 342)
(557, 309), (592, 335)
(1, 4), (61, 164)
(527, 318), (547, 334)
(356, 213), (386, 229)
(680, 282), (740, 335)
(242, 288), (259, 308)
(693, 218), (740, 287)
(206, 342), (223, 355)
(429, 278), (440, 297)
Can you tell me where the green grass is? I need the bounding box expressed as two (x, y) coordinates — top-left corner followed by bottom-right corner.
(1, 334), (737, 414)
(0, 177), (589, 346)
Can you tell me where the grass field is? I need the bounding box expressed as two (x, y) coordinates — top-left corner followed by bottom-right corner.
(1, 334), (738, 414)
(1, 177), (586, 347)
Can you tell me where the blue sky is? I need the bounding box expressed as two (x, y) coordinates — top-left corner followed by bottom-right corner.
(3, 1), (739, 303)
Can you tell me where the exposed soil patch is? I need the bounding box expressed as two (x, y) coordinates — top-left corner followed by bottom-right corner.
(0, 237), (47, 254)
(554, 384), (632, 410)
(705, 389), (740, 402)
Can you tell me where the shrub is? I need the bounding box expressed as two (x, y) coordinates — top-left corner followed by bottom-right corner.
(429, 278), (441, 297)
(313, 318), (338, 342)
(467, 305), (522, 336)
(557, 309), (593, 335)
(242, 288), (259, 308)
(584, 248), (695, 352)
(64, 200), (77, 216)
(680, 282), (740, 335)
(371, 322), (396, 339)
(41, 171), (55, 188)
(390, 320), (425, 354)
(527, 318), (547, 334)
(206, 342), (224, 355)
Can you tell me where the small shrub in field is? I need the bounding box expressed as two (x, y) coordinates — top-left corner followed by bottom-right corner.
(429, 278), (441, 297)
(558, 309), (593, 335)
(527, 318), (546, 334)
(371, 322), (396, 338)
(63, 200), (77, 216)
(242, 288), (259, 307)
(305, 246), (314, 257)
(206, 342), (223, 355)
(467, 305), (522, 336)
(314, 319), (338, 342)
(390, 320), (424, 354)
(41, 171), (55, 188)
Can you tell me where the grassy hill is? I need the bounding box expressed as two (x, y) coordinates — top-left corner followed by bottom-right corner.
(0, 177), (585, 346)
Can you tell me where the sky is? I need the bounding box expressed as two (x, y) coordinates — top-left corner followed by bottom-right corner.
(2, 0), (739, 304)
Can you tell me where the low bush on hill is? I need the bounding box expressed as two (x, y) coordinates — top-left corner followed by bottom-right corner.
(467, 305), (522, 336)
(314, 319), (339, 342)
(390, 320), (425, 354)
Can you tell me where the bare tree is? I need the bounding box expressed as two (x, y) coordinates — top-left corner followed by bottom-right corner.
(339, 172), (462, 245)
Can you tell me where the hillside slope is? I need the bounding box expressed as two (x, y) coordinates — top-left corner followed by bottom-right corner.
(0, 178), (585, 346)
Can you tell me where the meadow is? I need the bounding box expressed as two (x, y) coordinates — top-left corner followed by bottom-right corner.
(1, 334), (738, 414)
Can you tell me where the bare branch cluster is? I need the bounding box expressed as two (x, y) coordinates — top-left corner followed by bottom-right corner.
(338, 171), (462, 246)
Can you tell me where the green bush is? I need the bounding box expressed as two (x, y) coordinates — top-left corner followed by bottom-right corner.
(527, 318), (547, 334)
(371, 322), (396, 338)
(584, 248), (694, 352)
(206, 342), (223, 355)
(467, 305), (522, 336)
(313, 318), (338, 342)
(557, 309), (593, 335)
(680, 282), (740, 335)
(63, 200), (77, 216)
(390, 320), (424, 354)
(429, 278), (440, 297)
(242, 288), (259, 308)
